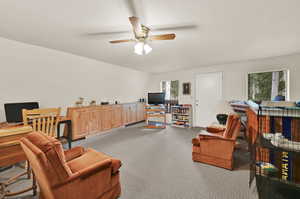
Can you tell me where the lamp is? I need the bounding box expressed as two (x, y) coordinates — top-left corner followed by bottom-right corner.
(134, 42), (152, 55)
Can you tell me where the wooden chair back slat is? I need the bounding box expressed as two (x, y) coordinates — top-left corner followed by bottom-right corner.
(32, 119), (37, 131)
(46, 117), (51, 135)
(42, 117), (46, 133)
(37, 118), (41, 132)
(50, 116), (54, 137)
(22, 108), (61, 138)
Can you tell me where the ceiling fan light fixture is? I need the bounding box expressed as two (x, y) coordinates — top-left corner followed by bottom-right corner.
(144, 43), (152, 54)
(134, 42), (152, 55)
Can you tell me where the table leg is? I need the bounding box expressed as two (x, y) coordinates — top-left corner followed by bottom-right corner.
(0, 161), (37, 197)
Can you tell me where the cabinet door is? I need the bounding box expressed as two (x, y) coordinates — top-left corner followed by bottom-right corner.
(129, 103), (137, 123)
(97, 109), (102, 132)
(112, 105), (123, 128)
(73, 110), (90, 139)
(89, 110), (99, 134)
(122, 104), (130, 125)
(137, 103), (145, 121)
(101, 108), (112, 131)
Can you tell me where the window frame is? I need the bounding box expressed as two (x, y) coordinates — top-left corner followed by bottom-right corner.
(246, 68), (290, 101)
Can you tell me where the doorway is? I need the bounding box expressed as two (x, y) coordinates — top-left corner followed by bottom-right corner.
(194, 72), (223, 127)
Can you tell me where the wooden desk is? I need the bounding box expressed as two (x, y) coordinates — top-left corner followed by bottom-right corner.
(0, 125), (32, 167)
(0, 125), (37, 198)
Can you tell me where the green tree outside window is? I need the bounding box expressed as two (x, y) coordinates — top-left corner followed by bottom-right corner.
(248, 70), (287, 101)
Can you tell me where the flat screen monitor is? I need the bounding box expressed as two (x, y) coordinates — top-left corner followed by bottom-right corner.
(148, 93), (165, 105)
(4, 102), (39, 123)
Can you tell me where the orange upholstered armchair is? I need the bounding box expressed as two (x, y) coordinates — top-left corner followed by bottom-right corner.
(192, 114), (241, 170)
(20, 132), (122, 199)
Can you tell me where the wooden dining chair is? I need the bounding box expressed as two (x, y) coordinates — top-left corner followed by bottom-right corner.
(22, 108), (61, 138)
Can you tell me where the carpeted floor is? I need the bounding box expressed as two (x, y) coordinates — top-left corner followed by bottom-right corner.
(1, 124), (258, 199)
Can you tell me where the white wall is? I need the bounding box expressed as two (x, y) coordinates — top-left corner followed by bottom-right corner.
(148, 53), (300, 105)
(0, 37), (149, 121)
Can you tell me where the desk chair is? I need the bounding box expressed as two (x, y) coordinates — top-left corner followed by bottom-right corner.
(22, 108), (61, 138)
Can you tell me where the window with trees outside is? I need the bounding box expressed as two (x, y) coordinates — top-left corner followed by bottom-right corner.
(248, 70), (288, 101)
(160, 80), (179, 100)
(160, 80), (179, 113)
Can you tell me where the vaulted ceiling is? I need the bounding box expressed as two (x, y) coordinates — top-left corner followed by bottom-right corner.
(0, 0), (300, 73)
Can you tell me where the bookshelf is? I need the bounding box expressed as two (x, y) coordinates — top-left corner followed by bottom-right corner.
(171, 104), (192, 128)
(144, 105), (166, 129)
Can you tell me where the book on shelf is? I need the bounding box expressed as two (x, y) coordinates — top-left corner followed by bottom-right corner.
(145, 104), (166, 129)
(171, 104), (192, 128)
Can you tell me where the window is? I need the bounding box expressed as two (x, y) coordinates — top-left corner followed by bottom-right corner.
(248, 70), (288, 101)
(160, 80), (179, 113)
(160, 80), (179, 100)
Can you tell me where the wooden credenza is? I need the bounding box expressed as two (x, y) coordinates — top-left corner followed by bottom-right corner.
(66, 102), (145, 140)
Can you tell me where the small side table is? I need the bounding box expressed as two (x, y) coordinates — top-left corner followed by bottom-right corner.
(57, 117), (72, 149)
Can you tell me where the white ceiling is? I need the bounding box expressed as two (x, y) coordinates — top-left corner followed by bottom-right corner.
(0, 0), (300, 73)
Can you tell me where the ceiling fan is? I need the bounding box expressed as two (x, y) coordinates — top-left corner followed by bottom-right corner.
(109, 16), (176, 55)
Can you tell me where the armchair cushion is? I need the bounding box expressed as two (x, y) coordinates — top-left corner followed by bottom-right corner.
(67, 149), (111, 173)
(67, 149), (121, 175)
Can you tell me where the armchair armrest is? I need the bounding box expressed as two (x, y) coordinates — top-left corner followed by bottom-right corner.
(206, 126), (225, 133)
(55, 159), (112, 188)
(192, 138), (200, 146)
(198, 134), (236, 159)
(111, 159), (122, 174)
(199, 134), (234, 141)
(74, 159), (112, 179)
(192, 131), (229, 146)
(64, 146), (85, 162)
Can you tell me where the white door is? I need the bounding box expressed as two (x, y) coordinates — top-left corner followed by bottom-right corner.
(195, 72), (222, 127)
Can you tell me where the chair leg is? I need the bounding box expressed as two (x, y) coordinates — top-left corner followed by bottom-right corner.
(0, 162), (37, 197)
(26, 161), (31, 179)
(32, 172), (37, 196)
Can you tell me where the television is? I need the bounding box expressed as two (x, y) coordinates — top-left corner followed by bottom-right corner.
(4, 102), (39, 123)
(148, 93), (165, 105)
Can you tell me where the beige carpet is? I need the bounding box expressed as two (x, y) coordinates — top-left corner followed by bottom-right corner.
(1, 124), (258, 199)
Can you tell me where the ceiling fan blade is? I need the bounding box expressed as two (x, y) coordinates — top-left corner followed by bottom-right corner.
(109, 39), (135, 44)
(152, 25), (198, 32)
(129, 16), (143, 38)
(149, 34), (176, 41)
(84, 30), (131, 36)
